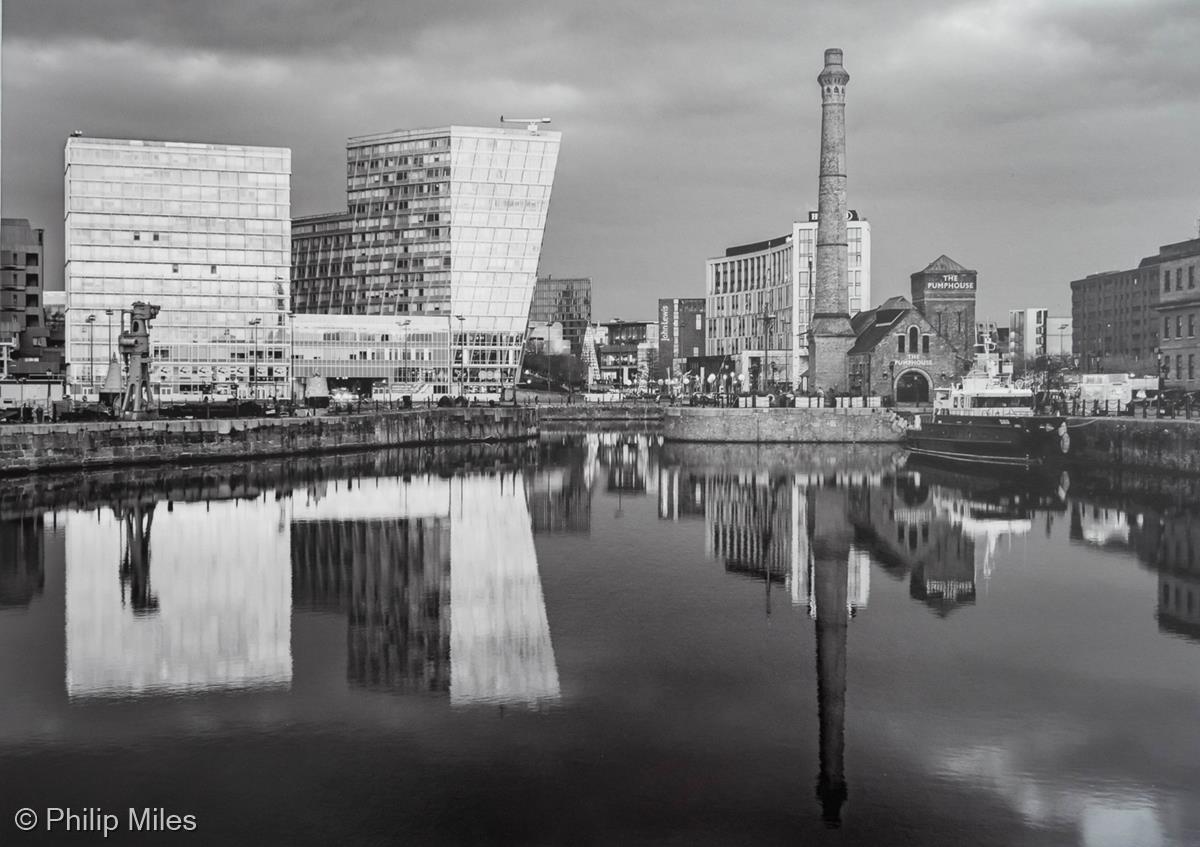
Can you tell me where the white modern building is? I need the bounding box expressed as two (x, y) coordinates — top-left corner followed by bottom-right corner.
(64, 137), (292, 400)
(291, 124), (561, 396)
(705, 211), (871, 389)
(1010, 308), (1073, 365)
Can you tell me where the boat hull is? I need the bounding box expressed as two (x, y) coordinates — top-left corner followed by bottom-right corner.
(903, 414), (1069, 468)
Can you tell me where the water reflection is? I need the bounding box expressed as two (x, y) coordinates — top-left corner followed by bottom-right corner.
(290, 471), (559, 707)
(65, 498), (293, 697)
(526, 434), (593, 535)
(0, 516), (49, 610)
(849, 461), (1069, 615)
(290, 482), (452, 693)
(1068, 498), (1200, 644)
(1, 436), (1198, 842)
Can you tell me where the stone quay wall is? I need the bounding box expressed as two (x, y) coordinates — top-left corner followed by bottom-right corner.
(663, 407), (907, 443)
(0, 407), (539, 474)
(538, 403), (666, 424)
(1067, 417), (1200, 475)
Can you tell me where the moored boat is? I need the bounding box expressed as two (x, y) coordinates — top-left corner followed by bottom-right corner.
(902, 346), (1069, 468)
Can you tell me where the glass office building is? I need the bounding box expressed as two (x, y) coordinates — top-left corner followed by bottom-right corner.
(528, 276), (592, 354)
(65, 137), (291, 400)
(291, 313), (469, 397)
(292, 125), (561, 395)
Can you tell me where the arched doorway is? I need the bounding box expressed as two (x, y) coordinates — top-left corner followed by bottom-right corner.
(895, 369), (930, 404)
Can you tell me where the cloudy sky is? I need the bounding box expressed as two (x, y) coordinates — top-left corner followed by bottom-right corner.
(3, 0), (1198, 322)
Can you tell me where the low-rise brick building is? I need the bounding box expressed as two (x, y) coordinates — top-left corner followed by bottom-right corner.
(846, 296), (962, 402)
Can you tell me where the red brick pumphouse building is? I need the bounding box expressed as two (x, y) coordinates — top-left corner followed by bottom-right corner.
(844, 256), (978, 403)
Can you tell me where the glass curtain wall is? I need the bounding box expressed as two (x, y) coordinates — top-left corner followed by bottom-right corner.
(65, 137), (291, 400)
(448, 127), (560, 392)
(296, 126), (560, 395)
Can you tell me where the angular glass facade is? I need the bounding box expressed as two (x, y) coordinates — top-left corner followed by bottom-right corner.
(529, 276), (592, 354)
(292, 125), (560, 394)
(65, 137), (291, 400)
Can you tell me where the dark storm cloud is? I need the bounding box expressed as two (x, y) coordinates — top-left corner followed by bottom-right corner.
(3, 0), (1198, 318)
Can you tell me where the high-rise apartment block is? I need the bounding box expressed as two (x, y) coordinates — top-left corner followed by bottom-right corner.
(529, 276), (591, 354)
(64, 137), (292, 399)
(1, 218), (45, 352)
(1009, 309), (1072, 366)
(292, 125), (560, 394)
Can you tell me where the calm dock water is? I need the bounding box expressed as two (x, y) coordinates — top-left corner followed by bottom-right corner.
(1, 432), (1197, 845)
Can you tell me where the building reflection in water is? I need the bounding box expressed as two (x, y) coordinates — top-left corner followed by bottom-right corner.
(669, 458), (877, 826)
(667, 451), (1081, 827)
(290, 471), (560, 707)
(291, 477), (452, 693)
(595, 432), (658, 498)
(0, 516), (50, 611)
(64, 498), (293, 698)
(688, 468), (869, 617)
(1154, 510), (1200, 641)
(450, 474), (559, 707)
(848, 462), (1064, 615)
(526, 434), (592, 535)
(1068, 497), (1200, 644)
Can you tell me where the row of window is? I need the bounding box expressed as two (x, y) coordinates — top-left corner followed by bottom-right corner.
(67, 214), (289, 235)
(70, 247), (289, 266)
(70, 198), (288, 220)
(897, 328), (932, 354)
(1164, 355), (1197, 380)
(1163, 265), (1198, 292)
(349, 137), (448, 158)
(69, 180), (287, 204)
(1162, 313), (1200, 339)
(67, 146), (290, 174)
(351, 167), (452, 184)
(69, 165), (288, 187)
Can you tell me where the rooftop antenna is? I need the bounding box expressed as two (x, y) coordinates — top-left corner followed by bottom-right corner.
(500, 116), (551, 134)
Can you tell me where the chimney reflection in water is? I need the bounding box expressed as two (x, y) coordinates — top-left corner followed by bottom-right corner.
(811, 473), (851, 827)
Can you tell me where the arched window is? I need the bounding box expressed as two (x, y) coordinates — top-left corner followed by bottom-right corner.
(922, 334), (930, 354)
(897, 334), (906, 354)
(908, 326), (919, 352)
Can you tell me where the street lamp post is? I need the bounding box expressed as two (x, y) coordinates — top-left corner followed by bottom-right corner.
(287, 312), (296, 404)
(455, 314), (465, 396)
(1156, 347), (1166, 416)
(248, 317), (262, 399)
(105, 309), (114, 362)
(805, 255), (814, 394)
(85, 313), (97, 397)
(398, 319), (412, 393)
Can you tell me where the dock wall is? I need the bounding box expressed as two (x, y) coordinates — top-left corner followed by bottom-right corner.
(537, 403), (666, 426)
(1067, 417), (1200, 475)
(0, 407), (538, 474)
(663, 407), (907, 443)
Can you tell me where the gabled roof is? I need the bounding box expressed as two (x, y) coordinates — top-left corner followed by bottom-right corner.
(848, 296), (922, 354)
(919, 255), (971, 273)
